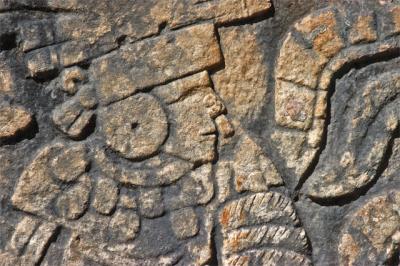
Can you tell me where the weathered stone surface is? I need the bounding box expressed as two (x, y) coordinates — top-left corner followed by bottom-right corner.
(388, 6), (400, 35)
(338, 190), (400, 265)
(6, 217), (40, 255)
(99, 93), (168, 160)
(11, 144), (63, 215)
(94, 148), (193, 187)
(164, 164), (214, 210)
(50, 144), (88, 182)
(382, 139), (400, 180)
(215, 161), (233, 203)
(56, 174), (91, 220)
(275, 80), (316, 130)
(0, 59), (15, 95)
(77, 85), (97, 109)
(304, 60), (400, 200)
(273, 3), (400, 195)
(219, 192), (311, 265)
(211, 24), (268, 122)
(220, 192), (299, 231)
(271, 129), (318, 179)
(60, 67), (87, 95)
(0, 105), (33, 140)
(348, 12), (378, 44)
(93, 178), (119, 215)
(3, 1), (400, 265)
(170, 0), (272, 28)
(233, 135), (283, 193)
(20, 222), (59, 265)
(153, 72), (225, 164)
(119, 193), (137, 210)
(215, 114), (235, 138)
(139, 187), (164, 218)
(170, 207), (199, 239)
(26, 47), (59, 79)
(92, 23), (222, 105)
(294, 8), (344, 58)
(66, 110), (95, 139)
(109, 209), (140, 242)
(52, 102), (95, 140)
(11, 143), (90, 217)
(276, 33), (328, 89)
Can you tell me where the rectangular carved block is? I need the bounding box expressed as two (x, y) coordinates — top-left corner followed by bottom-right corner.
(170, 0), (272, 28)
(92, 23), (222, 104)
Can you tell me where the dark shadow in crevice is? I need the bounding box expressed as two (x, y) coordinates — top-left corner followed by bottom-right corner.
(69, 113), (97, 141)
(0, 2), (78, 14)
(0, 33), (17, 51)
(204, 226), (219, 266)
(158, 21), (168, 34)
(30, 69), (60, 83)
(116, 34), (127, 46)
(78, 60), (92, 70)
(385, 246), (400, 266)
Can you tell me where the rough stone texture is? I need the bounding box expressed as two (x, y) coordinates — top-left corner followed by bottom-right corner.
(92, 23), (222, 105)
(304, 60), (400, 200)
(211, 24), (269, 122)
(0, 105), (33, 141)
(93, 178), (119, 215)
(338, 190), (400, 265)
(219, 192), (311, 265)
(170, 0), (272, 28)
(2, 1), (400, 265)
(99, 93), (168, 160)
(170, 207), (199, 240)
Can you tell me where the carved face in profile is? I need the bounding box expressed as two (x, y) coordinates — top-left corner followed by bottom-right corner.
(12, 70), (229, 260)
(98, 71), (226, 165)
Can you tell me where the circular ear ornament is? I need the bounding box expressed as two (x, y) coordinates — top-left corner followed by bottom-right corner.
(99, 93), (168, 160)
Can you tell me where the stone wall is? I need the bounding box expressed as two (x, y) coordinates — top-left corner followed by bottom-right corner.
(0, 0), (399, 265)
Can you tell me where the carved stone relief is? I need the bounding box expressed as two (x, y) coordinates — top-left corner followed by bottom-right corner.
(0, 0), (399, 265)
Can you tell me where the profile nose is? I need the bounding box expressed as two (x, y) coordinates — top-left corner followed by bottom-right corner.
(215, 114), (234, 138)
(203, 93), (225, 118)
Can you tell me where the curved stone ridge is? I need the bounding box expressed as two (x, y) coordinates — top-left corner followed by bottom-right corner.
(11, 143), (90, 216)
(304, 60), (400, 199)
(274, 4), (400, 191)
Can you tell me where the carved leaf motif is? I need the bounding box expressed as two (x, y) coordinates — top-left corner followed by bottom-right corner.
(219, 192), (311, 265)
